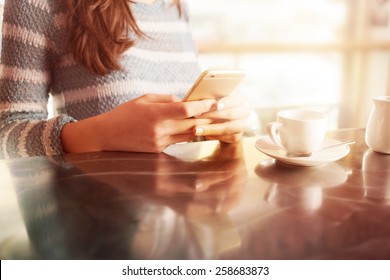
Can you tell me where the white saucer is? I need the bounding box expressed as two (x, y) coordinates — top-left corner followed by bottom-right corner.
(255, 136), (350, 167)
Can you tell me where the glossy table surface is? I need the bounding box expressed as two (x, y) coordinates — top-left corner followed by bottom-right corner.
(1, 128), (390, 260)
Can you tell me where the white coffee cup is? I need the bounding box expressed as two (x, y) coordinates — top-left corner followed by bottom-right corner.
(266, 110), (328, 156)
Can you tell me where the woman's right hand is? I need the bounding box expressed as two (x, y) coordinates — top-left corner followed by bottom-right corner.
(61, 94), (216, 154)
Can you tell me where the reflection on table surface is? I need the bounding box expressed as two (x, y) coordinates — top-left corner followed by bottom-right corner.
(1, 128), (390, 260)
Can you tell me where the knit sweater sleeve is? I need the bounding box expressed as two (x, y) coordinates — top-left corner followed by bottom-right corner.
(0, 0), (74, 159)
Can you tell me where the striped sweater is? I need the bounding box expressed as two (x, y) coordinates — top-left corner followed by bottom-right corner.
(0, 0), (201, 159)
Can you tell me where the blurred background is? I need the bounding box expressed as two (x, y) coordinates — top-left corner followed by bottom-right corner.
(188, 0), (390, 132)
(1, 0), (389, 133)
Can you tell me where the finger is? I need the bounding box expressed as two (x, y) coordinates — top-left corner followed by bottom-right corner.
(215, 94), (243, 111)
(158, 99), (217, 119)
(198, 105), (250, 121)
(160, 118), (213, 136)
(193, 120), (246, 136)
(137, 93), (180, 103)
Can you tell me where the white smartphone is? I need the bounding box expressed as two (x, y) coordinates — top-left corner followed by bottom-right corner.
(182, 69), (245, 101)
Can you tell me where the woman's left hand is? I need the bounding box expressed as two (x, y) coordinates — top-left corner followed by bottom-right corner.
(193, 94), (251, 143)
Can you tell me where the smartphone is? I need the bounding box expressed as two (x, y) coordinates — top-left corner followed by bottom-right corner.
(182, 69), (245, 101)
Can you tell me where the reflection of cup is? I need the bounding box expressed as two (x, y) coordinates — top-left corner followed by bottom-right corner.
(256, 159), (347, 211)
(266, 110), (327, 156)
(265, 183), (323, 211)
(363, 150), (390, 201)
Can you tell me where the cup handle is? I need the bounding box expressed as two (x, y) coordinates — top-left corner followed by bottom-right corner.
(266, 122), (285, 150)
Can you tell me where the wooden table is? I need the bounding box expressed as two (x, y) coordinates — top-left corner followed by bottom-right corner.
(1, 128), (390, 260)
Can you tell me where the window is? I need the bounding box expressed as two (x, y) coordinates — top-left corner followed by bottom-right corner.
(188, 0), (390, 131)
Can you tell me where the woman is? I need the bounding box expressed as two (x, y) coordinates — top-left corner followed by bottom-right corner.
(0, 0), (250, 159)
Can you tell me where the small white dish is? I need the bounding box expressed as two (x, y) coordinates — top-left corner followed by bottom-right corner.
(163, 140), (220, 161)
(255, 136), (350, 167)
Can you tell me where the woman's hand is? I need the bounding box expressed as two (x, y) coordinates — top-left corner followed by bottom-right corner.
(61, 94), (216, 153)
(192, 94), (251, 143)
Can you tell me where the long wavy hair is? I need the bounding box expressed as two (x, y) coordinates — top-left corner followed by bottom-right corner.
(65, 0), (181, 75)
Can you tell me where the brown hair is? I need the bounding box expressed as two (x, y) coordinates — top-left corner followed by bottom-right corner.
(65, 0), (181, 75)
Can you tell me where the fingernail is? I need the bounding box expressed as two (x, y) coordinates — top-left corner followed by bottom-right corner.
(194, 127), (204, 135)
(217, 102), (225, 110)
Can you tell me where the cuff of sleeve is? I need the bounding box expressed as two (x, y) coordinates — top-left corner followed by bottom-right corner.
(43, 114), (76, 156)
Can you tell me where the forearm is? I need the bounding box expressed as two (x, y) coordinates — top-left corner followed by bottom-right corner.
(62, 95), (218, 154)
